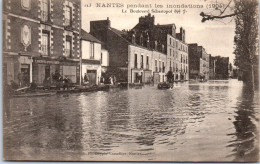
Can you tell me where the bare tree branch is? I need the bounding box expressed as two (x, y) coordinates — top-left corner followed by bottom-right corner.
(200, 6), (252, 22)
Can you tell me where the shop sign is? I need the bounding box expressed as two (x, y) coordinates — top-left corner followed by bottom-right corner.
(34, 59), (59, 65)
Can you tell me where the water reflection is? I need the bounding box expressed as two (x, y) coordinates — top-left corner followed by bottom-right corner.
(228, 84), (259, 162)
(3, 80), (259, 161)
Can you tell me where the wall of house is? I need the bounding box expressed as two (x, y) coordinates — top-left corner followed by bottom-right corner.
(106, 29), (129, 68)
(81, 40), (101, 60)
(152, 50), (167, 83)
(101, 49), (109, 67)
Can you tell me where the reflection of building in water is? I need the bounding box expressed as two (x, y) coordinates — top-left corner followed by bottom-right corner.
(2, 0), (81, 85)
(4, 96), (84, 160)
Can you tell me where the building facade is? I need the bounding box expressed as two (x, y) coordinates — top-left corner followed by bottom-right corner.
(3, 0), (81, 86)
(188, 43), (209, 80)
(81, 30), (103, 85)
(209, 54), (216, 79)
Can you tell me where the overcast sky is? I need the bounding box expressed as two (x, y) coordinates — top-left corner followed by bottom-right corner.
(81, 0), (236, 64)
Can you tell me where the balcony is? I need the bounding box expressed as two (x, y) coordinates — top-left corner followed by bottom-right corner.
(64, 49), (71, 57)
(41, 44), (49, 56)
(41, 11), (49, 22)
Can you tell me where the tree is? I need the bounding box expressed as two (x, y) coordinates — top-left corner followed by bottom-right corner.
(233, 0), (258, 88)
(200, 0), (259, 88)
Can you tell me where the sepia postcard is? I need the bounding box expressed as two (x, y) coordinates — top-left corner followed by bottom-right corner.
(2, 0), (259, 162)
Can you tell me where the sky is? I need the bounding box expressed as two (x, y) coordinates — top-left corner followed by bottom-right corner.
(81, 0), (236, 64)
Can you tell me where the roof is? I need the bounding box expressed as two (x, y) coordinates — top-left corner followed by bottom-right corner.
(109, 27), (127, 36)
(81, 29), (102, 43)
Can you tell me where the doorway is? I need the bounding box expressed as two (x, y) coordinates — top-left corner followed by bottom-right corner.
(87, 70), (97, 85)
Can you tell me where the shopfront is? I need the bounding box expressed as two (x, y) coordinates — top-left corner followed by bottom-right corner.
(82, 62), (101, 86)
(33, 57), (80, 85)
(33, 58), (60, 85)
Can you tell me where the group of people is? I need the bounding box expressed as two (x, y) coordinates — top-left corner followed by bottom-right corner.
(18, 71), (30, 87)
(83, 73), (117, 86)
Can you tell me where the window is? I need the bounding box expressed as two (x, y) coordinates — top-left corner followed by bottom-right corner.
(90, 43), (94, 59)
(21, 0), (31, 10)
(140, 35), (143, 46)
(132, 34), (135, 44)
(146, 56), (149, 69)
(141, 55), (143, 69)
(65, 6), (72, 26)
(41, 31), (49, 56)
(159, 61), (161, 72)
(65, 36), (72, 57)
(41, 0), (49, 22)
(162, 62), (165, 73)
(155, 60), (158, 72)
(134, 54), (137, 68)
(162, 44), (165, 52)
(101, 53), (103, 64)
(170, 48), (171, 56)
(170, 38), (171, 45)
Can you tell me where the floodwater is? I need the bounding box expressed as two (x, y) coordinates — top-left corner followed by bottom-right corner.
(3, 79), (259, 162)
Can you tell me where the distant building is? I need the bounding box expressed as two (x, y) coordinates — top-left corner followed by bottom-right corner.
(209, 54), (216, 79)
(188, 44), (209, 80)
(3, 0), (81, 85)
(228, 63), (233, 78)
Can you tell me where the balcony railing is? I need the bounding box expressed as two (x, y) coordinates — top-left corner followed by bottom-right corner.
(64, 49), (71, 57)
(41, 44), (49, 56)
(41, 11), (49, 22)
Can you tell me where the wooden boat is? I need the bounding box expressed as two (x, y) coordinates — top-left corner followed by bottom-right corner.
(157, 82), (173, 89)
(13, 92), (56, 97)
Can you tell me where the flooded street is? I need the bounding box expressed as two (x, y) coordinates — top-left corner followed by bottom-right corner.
(3, 79), (259, 162)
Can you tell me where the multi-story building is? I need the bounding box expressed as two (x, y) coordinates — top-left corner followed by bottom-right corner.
(188, 43), (210, 80)
(3, 0), (81, 86)
(81, 29), (103, 85)
(90, 18), (160, 84)
(209, 54), (216, 79)
(90, 14), (189, 84)
(133, 14), (189, 81)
